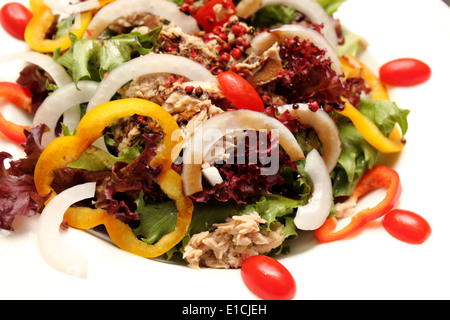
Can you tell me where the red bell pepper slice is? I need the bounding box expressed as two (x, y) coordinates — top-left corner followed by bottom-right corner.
(0, 82), (32, 112)
(314, 166), (402, 242)
(0, 82), (33, 144)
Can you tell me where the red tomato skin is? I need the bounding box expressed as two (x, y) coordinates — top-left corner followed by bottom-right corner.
(241, 255), (296, 300)
(379, 58), (431, 87)
(382, 209), (431, 244)
(0, 2), (33, 40)
(217, 71), (265, 112)
(194, 0), (235, 33)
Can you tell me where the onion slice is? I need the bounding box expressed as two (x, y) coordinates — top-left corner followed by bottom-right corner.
(248, 24), (342, 74)
(182, 109), (305, 196)
(33, 81), (99, 147)
(235, 0), (338, 48)
(294, 149), (332, 230)
(43, 0), (100, 14)
(0, 52), (72, 87)
(278, 104), (341, 172)
(37, 182), (97, 279)
(86, 53), (217, 111)
(83, 0), (199, 39)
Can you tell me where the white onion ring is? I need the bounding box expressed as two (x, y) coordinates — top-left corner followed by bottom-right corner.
(33, 81), (99, 147)
(182, 109), (305, 196)
(248, 24), (342, 74)
(86, 53), (217, 111)
(278, 104), (341, 172)
(294, 149), (332, 230)
(83, 0), (199, 39)
(37, 182), (97, 279)
(0, 52), (72, 87)
(43, 0), (100, 14)
(236, 0), (338, 48)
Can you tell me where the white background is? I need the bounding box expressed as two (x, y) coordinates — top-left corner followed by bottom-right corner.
(0, 0), (449, 300)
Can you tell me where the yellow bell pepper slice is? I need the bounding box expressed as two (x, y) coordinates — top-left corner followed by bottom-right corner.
(338, 54), (404, 153)
(338, 99), (405, 153)
(34, 98), (193, 258)
(340, 54), (390, 101)
(25, 0), (92, 53)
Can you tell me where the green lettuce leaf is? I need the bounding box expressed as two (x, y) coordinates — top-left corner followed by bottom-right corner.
(358, 99), (409, 137)
(250, 0), (346, 29)
(54, 27), (161, 85)
(252, 4), (298, 28)
(132, 194), (302, 251)
(315, 0), (347, 14)
(337, 32), (366, 57)
(68, 144), (142, 171)
(132, 160), (314, 249)
(243, 194), (301, 239)
(331, 99), (409, 196)
(132, 195), (178, 245)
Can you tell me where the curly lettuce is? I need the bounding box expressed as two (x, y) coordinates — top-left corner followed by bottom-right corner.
(53, 27), (161, 85)
(331, 98), (409, 197)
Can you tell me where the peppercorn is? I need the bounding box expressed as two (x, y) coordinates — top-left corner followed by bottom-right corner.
(220, 52), (230, 62)
(231, 47), (242, 59)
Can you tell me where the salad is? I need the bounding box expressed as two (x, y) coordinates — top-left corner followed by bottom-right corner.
(0, 0), (427, 298)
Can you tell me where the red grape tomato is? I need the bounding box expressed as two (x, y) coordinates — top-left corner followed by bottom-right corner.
(241, 255), (296, 300)
(379, 58), (431, 87)
(382, 209), (431, 244)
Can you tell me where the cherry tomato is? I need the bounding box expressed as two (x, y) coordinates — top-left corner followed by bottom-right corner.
(379, 58), (431, 87)
(217, 71), (265, 112)
(194, 0), (236, 33)
(382, 209), (431, 244)
(0, 2), (33, 40)
(241, 255), (296, 300)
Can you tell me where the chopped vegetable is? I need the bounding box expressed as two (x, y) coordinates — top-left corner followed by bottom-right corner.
(0, 81), (32, 113)
(181, 109), (304, 196)
(0, 125), (49, 230)
(294, 149), (332, 230)
(37, 182), (96, 278)
(338, 99), (406, 153)
(84, 0), (198, 39)
(0, 51), (72, 87)
(24, 0), (92, 53)
(194, 0), (236, 33)
(278, 103), (341, 172)
(315, 166), (402, 242)
(34, 98), (193, 258)
(0, 82), (33, 143)
(33, 81), (99, 146)
(249, 24), (341, 73)
(217, 71), (264, 112)
(236, 0), (338, 47)
(86, 53), (217, 112)
(0, 113), (31, 144)
(54, 28), (162, 85)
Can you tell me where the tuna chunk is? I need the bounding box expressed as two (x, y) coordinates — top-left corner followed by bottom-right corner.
(183, 212), (284, 269)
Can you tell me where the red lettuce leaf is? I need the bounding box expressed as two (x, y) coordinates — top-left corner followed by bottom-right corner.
(0, 125), (51, 230)
(190, 131), (296, 205)
(16, 64), (55, 112)
(276, 37), (370, 111)
(94, 133), (165, 223)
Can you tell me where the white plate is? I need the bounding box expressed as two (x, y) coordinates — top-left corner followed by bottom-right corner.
(1, 0), (450, 300)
